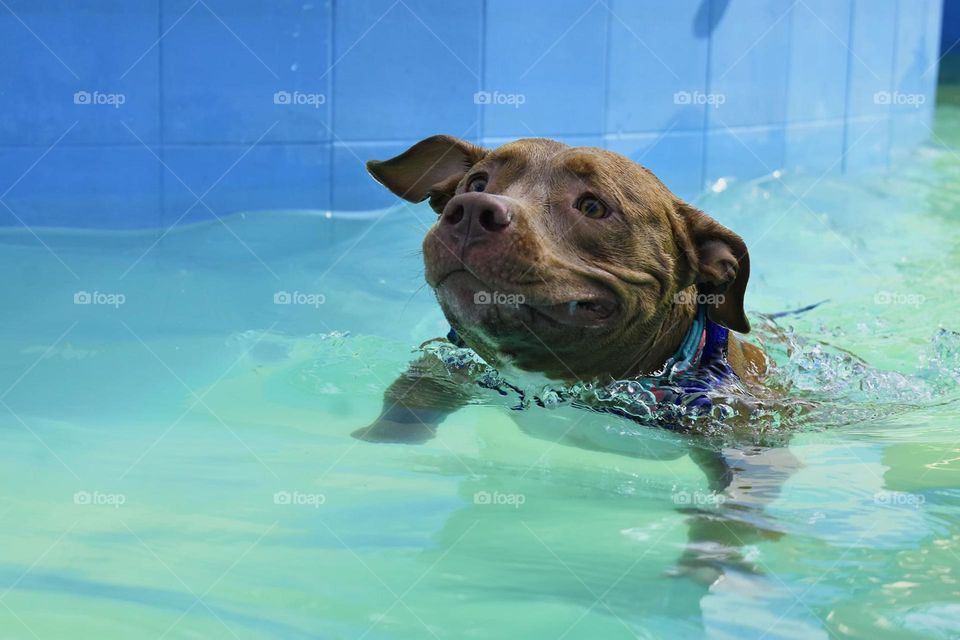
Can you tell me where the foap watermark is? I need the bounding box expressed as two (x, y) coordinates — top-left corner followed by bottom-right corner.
(674, 290), (725, 307)
(74, 490), (126, 508)
(473, 490), (525, 509)
(474, 90), (526, 108)
(474, 291), (525, 305)
(671, 489), (726, 508)
(274, 291), (326, 308)
(874, 91), (926, 107)
(273, 90), (326, 108)
(74, 290), (126, 308)
(273, 490), (326, 508)
(74, 90), (126, 108)
(674, 91), (725, 108)
(874, 290), (925, 307)
(874, 490), (925, 509)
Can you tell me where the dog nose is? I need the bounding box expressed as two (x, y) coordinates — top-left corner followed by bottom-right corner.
(441, 192), (513, 236)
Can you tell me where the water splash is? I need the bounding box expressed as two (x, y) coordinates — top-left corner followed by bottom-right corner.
(410, 316), (960, 446)
(916, 328), (960, 393)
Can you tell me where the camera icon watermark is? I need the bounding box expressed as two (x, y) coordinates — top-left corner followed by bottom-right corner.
(874, 91), (926, 107)
(671, 489), (726, 508)
(874, 490), (925, 508)
(73, 90), (126, 109)
(73, 490), (126, 508)
(473, 291), (525, 306)
(273, 490), (325, 508)
(74, 290), (126, 308)
(674, 91), (725, 108)
(474, 90), (526, 108)
(673, 290), (725, 307)
(274, 290), (325, 308)
(873, 290), (925, 307)
(473, 490), (525, 509)
(273, 90), (326, 108)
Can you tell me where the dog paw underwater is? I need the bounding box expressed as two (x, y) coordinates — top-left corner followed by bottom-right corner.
(371, 310), (960, 446)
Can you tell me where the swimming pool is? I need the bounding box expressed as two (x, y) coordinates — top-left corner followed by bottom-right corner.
(2, 104), (960, 638)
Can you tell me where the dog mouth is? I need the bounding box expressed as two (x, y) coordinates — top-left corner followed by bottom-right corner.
(525, 299), (614, 325)
(435, 269), (616, 328)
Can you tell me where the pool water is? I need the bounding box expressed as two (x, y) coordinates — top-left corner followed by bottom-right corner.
(3, 107), (960, 639)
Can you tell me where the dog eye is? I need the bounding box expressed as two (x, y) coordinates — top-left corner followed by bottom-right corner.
(466, 175), (488, 192)
(577, 196), (609, 219)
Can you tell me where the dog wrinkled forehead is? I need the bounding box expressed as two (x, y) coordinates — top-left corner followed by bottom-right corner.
(476, 138), (567, 184)
(482, 139), (674, 213)
(485, 137), (570, 164)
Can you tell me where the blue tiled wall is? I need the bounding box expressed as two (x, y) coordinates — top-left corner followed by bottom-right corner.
(0, 0), (945, 229)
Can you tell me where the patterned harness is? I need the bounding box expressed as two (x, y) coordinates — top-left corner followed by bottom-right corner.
(446, 304), (738, 421)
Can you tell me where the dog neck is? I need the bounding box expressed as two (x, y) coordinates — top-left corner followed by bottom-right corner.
(445, 297), (701, 384)
(615, 299), (700, 379)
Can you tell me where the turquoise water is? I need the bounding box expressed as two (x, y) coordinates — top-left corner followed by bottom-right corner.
(3, 108), (960, 639)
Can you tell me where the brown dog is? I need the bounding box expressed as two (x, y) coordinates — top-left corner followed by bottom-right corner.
(352, 136), (794, 584)
(353, 135), (766, 445)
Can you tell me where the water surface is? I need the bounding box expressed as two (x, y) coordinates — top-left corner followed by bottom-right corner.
(2, 108), (960, 638)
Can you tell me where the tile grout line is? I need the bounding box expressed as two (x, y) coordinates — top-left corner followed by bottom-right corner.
(328, 0), (337, 224)
(601, 0), (612, 149)
(699, 0), (714, 191)
(887, 0), (902, 171)
(781, 1), (796, 170)
(478, 0), (486, 143)
(158, 0), (167, 233)
(840, 0), (857, 175)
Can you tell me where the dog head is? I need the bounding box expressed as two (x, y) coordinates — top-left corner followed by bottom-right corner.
(368, 136), (750, 381)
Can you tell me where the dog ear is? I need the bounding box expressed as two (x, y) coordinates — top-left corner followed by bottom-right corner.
(673, 201), (751, 333)
(367, 135), (486, 213)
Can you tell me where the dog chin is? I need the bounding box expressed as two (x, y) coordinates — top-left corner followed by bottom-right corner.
(434, 277), (609, 380)
(434, 270), (617, 333)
